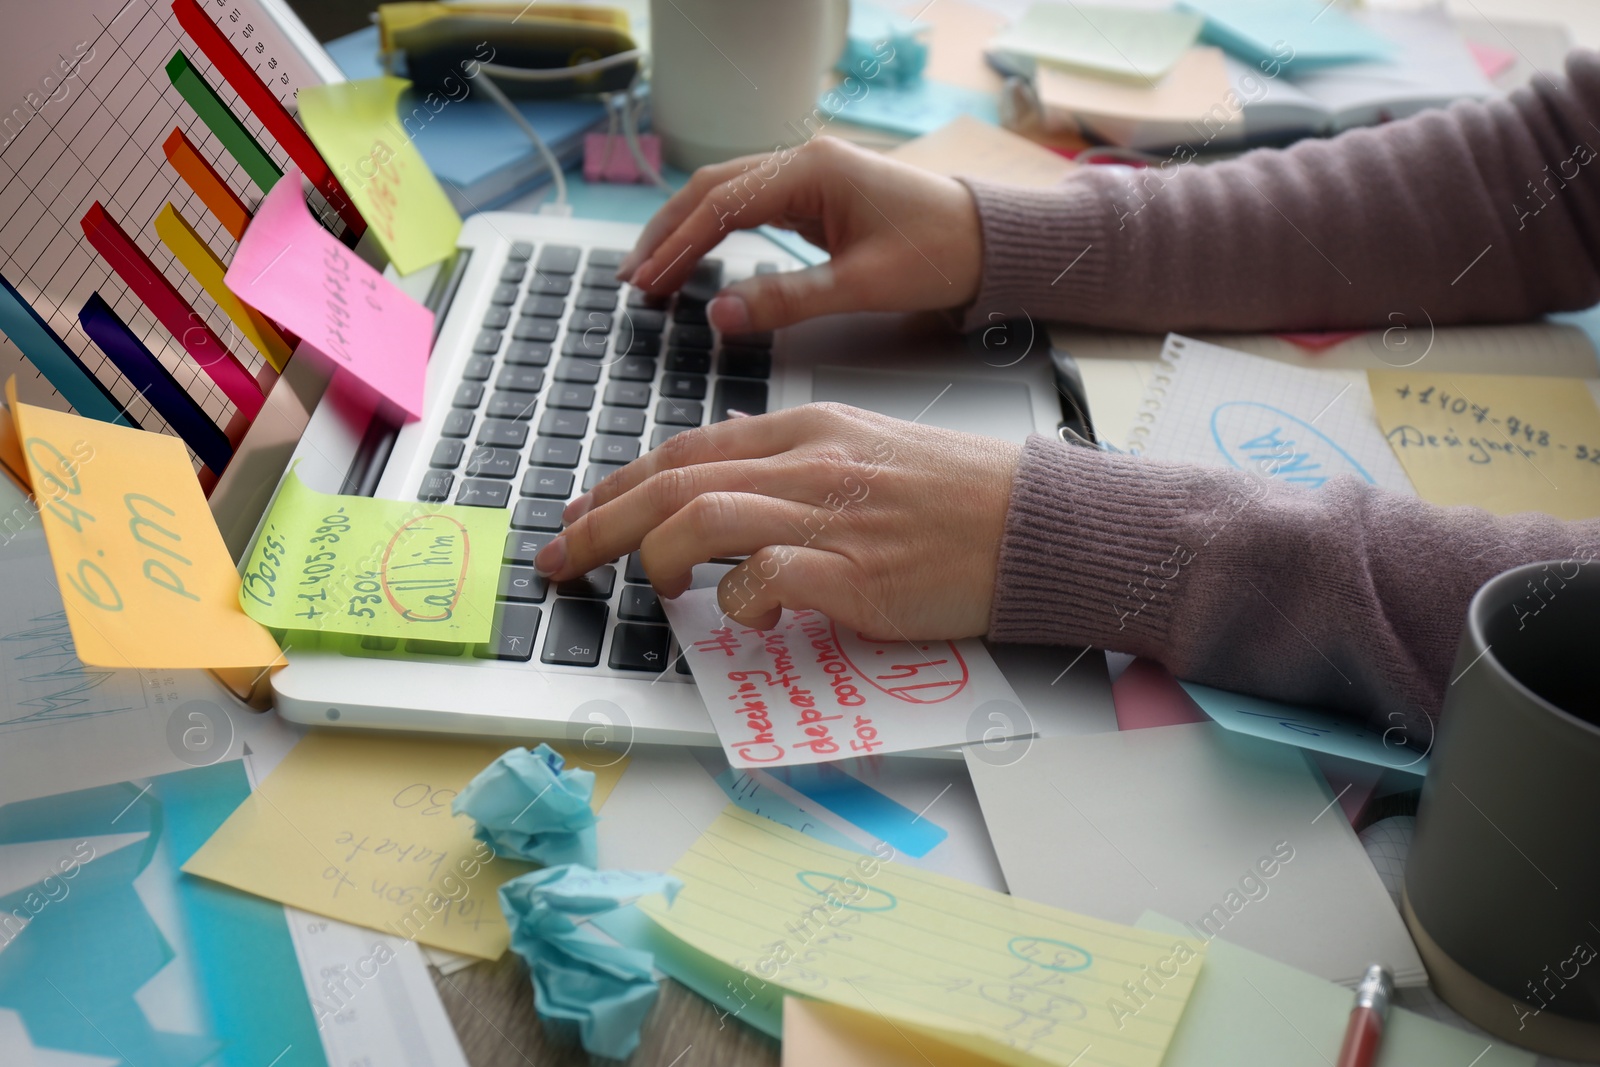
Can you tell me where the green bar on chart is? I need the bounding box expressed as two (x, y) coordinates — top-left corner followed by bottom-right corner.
(165, 51), (282, 195)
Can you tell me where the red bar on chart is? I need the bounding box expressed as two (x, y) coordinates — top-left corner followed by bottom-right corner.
(80, 201), (265, 419)
(171, 0), (366, 238)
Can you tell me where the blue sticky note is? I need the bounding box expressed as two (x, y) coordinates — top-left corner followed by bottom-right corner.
(770, 763), (949, 858)
(1182, 0), (1393, 70)
(1179, 681), (1428, 776)
(713, 767), (864, 853)
(819, 78), (999, 138)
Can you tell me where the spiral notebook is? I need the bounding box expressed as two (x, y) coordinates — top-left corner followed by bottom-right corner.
(1128, 334), (1415, 494)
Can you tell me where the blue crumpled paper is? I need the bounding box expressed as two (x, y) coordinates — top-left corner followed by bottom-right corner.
(499, 865), (682, 1059)
(452, 744), (598, 867)
(836, 3), (929, 89)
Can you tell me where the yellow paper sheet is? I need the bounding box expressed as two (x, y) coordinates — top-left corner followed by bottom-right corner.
(888, 115), (1079, 188)
(0, 395), (30, 491)
(1368, 370), (1600, 519)
(297, 76), (462, 275)
(9, 388), (283, 668)
(895, 0), (1007, 93)
(783, 998), (990, 1067)
(1037, 46), (1233, 126)
(183, 732), (629, 959)
(639, 807), (1204, 1067)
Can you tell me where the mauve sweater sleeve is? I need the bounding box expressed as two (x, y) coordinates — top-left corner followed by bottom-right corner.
(959, 51), (1600, 332)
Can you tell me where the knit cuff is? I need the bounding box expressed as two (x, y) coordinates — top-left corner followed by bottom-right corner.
(956, 175), (1115, 332)
(990, 435), (1207, 654)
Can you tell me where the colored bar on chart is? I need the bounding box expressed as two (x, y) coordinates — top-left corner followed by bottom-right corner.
(166, 51), (282, 195)
(171, 0), (366, 238)
(153, 202), (293, 371)
(163, 128), (252, 241)
(0, 274), (135, 425)
(80, 201), (265, 419)
(78, 293), (234, 474)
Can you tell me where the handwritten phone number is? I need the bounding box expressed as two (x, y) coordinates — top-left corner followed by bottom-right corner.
(1390, 383), (1577, 454)
(242, 508), (386, 622)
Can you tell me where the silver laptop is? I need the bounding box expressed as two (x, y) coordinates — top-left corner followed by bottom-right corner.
(261, 11), (1114, 748)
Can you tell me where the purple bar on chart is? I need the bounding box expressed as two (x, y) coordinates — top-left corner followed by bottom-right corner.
(78, 293), (233, 474)
(0, 274), (134, 425)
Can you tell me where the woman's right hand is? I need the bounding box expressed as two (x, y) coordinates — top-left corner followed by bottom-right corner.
(617, 137), (984, 335)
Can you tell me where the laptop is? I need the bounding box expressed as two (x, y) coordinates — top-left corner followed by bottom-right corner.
(258, 4), (1116, 749)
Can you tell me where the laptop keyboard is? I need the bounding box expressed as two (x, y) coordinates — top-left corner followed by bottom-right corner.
(402, 239), (776, 675)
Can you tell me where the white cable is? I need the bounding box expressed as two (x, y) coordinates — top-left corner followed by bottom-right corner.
(619, 72), (671, 192)
(479, 50), (643, 83)
(474, 70), (568, 208)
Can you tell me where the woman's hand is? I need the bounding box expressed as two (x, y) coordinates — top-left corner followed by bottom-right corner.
(534, 404), (1021, 639)
(617, 137), (983, 335)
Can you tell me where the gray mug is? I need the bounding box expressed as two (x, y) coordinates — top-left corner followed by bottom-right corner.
(1404, 558), (1600, 1061)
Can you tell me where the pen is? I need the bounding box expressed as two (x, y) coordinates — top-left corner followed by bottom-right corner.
(1336, 963), (1394, 1067)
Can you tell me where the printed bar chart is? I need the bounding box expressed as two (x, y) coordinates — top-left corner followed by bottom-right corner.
(163, 127), (253, 241)
(166, 51), (283, 194)
(0, 276), (135, 426)
(154, 202), (293, 371)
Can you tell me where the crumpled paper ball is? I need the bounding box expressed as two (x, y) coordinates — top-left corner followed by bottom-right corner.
(452, 744), (598, 867)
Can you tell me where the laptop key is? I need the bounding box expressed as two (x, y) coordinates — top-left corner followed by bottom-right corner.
(554, 358), (602, 384)
(495, 365), (545, 393)
(570, 310), (613, 334)
(661, 373), (707, 400)
(587, 248), (628, 269)
(609, 622), (671, 671)
(499, 262), (526, 283)
(627, 287), (670, 309)
(610, 357), (656, 382)
(625, 552), (649, 583)
(481, 306), (511, 330)
(620, 307), (666, 334)
(672, 324), (714, 350)
(719, 347), (772, 379)
(457, 479), (511, 508)
(418, 469), (454, 502)
(619, 585), (666, 623)
(604, 381), (651, 408)
(583, 462), (625, 492)
(462, 355), (495, 382)
(530, 437), (581, 468)
(664, 347), (710, 374)
(614, 331), (661, 358)
(506, 341), (553, 367)
(547, 384), (596, 410)
(499, 566), (547, 603)
(558, 565), (617, 600)
(681, 258), (723, 303)
(514, 318), (559, 343)
(505, 530), (555, 564)
(473, 602), (542, 662)
(596, 407), (645, 436)
(655, 398), (703, 426)
(430, 439), (465, 468)
(537, 245), (582, 274)
(512, 498), (564, 531)
(465, 446), (521, 479)
(562, 331), (610, 359)
(712, 378), (768, 420)
(406, 639), (466, 656)
(486, 392), (538, 421)
(538, 410), (588, 438)
(477, 419), (528, 448)
(491, 283), (520, 305)
(441, 409), (475, 438)
(521, 467), (575, 498)
(453, 381), (486, 408)
(522, 295), (567, 318)
(591, 435), (640, 464)
(360, 635), (399, 651)
(651, 425), (689, 449)
(581, 266), (623, 290)
(725, 330), (775, 349)
(528, 274), (571, 296)
(474, 330), (503, 354)
(672, 300), (708, 325)
(509, 241), (533, 261)
(541, 599), (608, 667)
(574, 287), (618, 311)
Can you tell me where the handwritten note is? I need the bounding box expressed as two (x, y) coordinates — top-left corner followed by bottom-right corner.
(1368, 370), (1600, 519)
(8, 388), (282, 668)
(1179, 681), (1427, 776)
(662, 587), (1025, 768)
(639, 807), (1203, 1067)
(297, 76), (462, 274)
(225, 169), (431, 418)
(238, 470), (506, 643)
(184, 733), (627, 958)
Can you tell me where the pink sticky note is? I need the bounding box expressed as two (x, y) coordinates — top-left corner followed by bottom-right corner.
(1274, 329), (1366, 353)
(225, 169), (431, 418)
(1467, 40), (1516, 80)
(1112, 658), (1208, 730)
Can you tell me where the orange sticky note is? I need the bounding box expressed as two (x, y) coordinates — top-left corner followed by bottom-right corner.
(11, 397), (284, 668)
(0, 389), (30, 492)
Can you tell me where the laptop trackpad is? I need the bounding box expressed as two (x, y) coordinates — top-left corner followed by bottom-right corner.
(809, 366), (1038, 444)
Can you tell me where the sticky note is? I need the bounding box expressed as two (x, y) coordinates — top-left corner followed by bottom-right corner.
(818, 76), (999, 138)
(8, 386), (282, 669)
(1368, 370), (1600, 519)
(226, 169), (431, 417)
(638, 806), (1204, 1067)
(888, 115), (1079, 188)
(183, 732), (628, 959)
(1182, 0), (1392, 69)
(297, 76), (463, 274)
(237, 470), (507, 643)
(990, 4), (1203, 82)
(783, 998), (978, 1067)
(661, 589), (1026, 767)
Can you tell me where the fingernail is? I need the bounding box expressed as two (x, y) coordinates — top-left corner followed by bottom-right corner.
(563, 492), (593, 522)
(707, 292), (750, 334)
(534, 537), (566, 577)
(727, 408), (751, 419)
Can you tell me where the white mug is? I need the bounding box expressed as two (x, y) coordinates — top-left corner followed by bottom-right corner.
(650, 0), (851, 170)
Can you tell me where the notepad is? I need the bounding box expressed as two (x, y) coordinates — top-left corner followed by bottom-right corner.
(1129, 335), (1414, 494)
(638, 806), (1203, 1067)
(990, 3), (1204, 82)
(965, 724), (1426, 988)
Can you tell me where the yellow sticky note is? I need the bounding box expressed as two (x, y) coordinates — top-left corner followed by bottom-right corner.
(640, 807), (1204, 1067)
(0, 394), (30, 492)
(10, 394), (283, 668)
(183, 733), (629, 959)
(1368, 371), (1600, 519)
(297, 76), (462, 274)
(783, 998), (985, 1066)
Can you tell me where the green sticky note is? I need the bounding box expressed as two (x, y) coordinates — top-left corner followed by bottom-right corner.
(297, 76), (463, 274)
(239, 470), (506, 642)
(989, 3), (1204, 82)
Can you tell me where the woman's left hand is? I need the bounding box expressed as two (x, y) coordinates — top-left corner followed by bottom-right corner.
(534, 403), (1022, 639)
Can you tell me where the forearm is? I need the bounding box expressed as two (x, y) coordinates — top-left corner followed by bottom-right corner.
(991, 436), (1600, 728)
(962, 51), (1600, 333)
